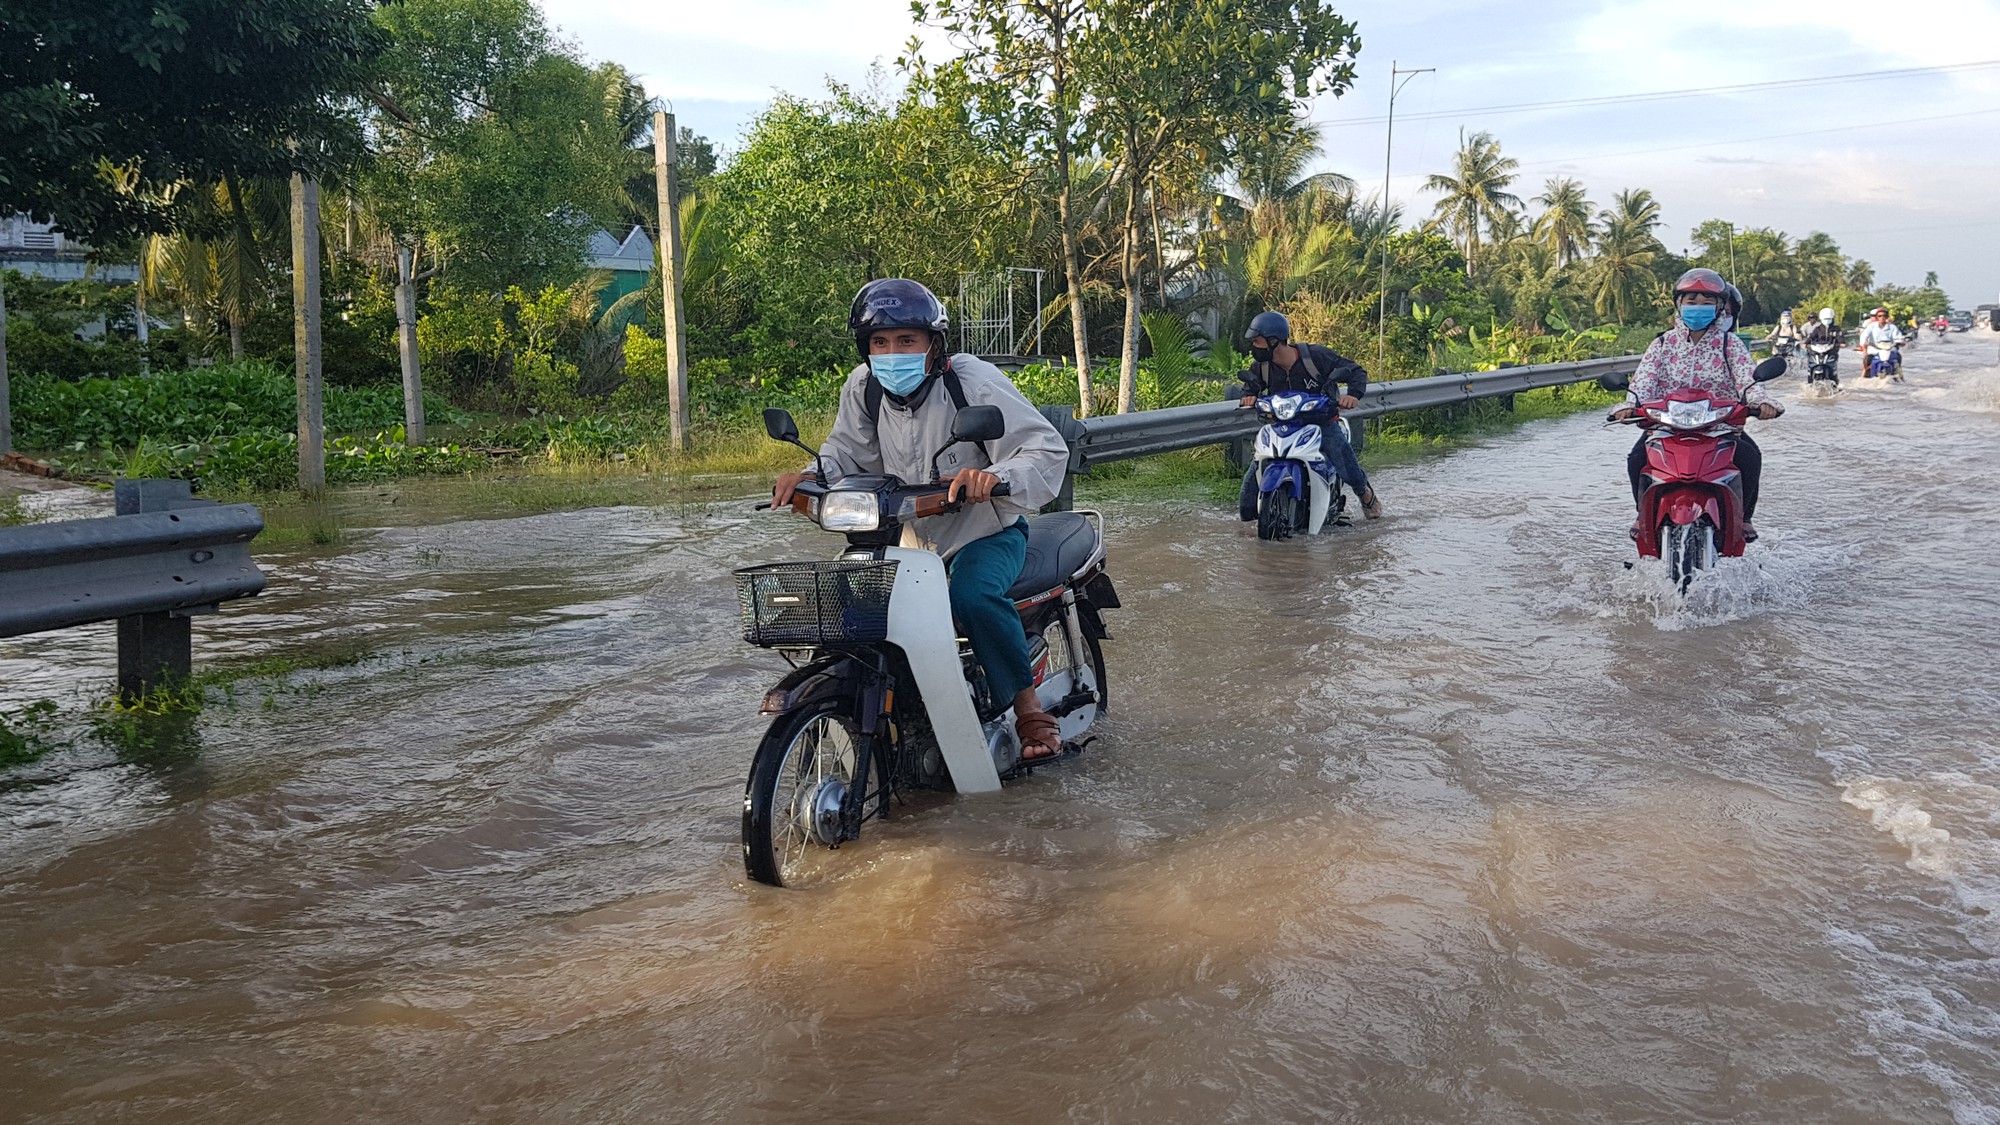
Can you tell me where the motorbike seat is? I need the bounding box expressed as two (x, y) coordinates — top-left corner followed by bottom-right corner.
(1008, 513), (1098, 600)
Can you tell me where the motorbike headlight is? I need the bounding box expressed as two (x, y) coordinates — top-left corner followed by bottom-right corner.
(817, 490), (881, 531)
(1664, 399), (1721, 429)
(1272, 395), (1300, 421)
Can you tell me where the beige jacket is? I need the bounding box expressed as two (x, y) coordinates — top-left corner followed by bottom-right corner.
(810, 354), (1069, 560)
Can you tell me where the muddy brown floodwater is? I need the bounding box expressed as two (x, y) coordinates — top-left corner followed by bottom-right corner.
(5, 333), (2000, 1123)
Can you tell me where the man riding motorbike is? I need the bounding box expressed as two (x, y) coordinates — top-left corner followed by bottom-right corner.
(1803, 307), (1842, 349)
(1858, 306), (1904, 378)
(1234, 310), (1381, 518)
(770, 279), (1072, 761)
(1611, 268), (1783, 541)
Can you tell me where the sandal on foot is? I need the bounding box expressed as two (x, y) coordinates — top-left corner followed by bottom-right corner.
(1016, 710), (1062, 762)
(1360, 488), (1383, 519)
(1742, 521), (1758, 543)
(1629, 520), (1642, 541)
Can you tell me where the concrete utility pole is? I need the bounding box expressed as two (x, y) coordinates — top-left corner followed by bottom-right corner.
(0, 267), (11, 454)
(291, 174), (326, 492)
(654, 109), (690, 451)
(1377, 61), (1433, 379)
(395, 244), (426, 443)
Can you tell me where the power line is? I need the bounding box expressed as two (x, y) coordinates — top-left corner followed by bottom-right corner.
(1314, 59), (2000, 128)
(1514, 106), (2000, 168)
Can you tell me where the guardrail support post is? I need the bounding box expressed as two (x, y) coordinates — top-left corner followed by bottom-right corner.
(1037, 404), (1088, 513)
(113, 479), (206, 700)
(117, 614), (191, 700)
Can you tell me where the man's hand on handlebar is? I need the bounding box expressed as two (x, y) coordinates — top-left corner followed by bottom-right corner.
(1608, 406), (1641, 423)
(947, 467), (1003, 505)
(1239, 395), (1257, 408)
(771, 471), (810, 507)
(1755, 403), (1781, 420)
(1337, 394), (1359, 409)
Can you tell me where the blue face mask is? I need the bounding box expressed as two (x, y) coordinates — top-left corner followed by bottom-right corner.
(1679, 304), (1718, 330)
(868, 352), (930, 396)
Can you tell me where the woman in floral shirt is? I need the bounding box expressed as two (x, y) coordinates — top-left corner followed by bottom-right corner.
(1611, 268), (1784, 540)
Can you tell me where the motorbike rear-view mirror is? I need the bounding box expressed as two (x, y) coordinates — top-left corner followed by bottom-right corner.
(763, 408), (800, 443)
(952, 405), (1005, 444)
(1752, 357), (1788, 383)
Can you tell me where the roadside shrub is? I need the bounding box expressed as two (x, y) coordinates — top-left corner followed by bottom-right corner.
(10, 363), (463, 451)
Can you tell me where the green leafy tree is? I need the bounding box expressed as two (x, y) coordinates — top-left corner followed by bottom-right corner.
(1080, 0), (1361, 411)
(0, 0), (381, 244)
(911, 0), (1105, 413)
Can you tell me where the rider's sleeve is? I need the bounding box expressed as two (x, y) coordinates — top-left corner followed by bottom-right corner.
(1626, 337), (1666, 404)
(1318, 346), (1369, 398)
(954, 356), (1071, 518)
(1238, 363), (1265, 396)
(810, 366), (887, 481)
(1729, 337), (1771, 405)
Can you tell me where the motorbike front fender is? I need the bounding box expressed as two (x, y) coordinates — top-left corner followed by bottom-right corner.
(759, 654), (862, 715)
(1259, 460), (1304, 498)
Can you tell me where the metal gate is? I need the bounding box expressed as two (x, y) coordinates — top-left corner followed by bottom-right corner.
(956, 268), (1045, 357)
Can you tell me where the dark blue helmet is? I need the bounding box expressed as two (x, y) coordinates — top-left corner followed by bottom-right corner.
(1244, 310), (1291, 345)
(850, 279), (949, 358)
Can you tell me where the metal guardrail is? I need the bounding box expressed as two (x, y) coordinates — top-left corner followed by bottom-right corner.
(1034, 355), (1646, 507)
(0, 479), (266, 697)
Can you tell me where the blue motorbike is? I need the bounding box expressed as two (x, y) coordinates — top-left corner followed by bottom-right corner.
(1239, 392), (1350, 541)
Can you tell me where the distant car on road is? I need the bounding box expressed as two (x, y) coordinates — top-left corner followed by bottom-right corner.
(1948, 310), (1973, 331)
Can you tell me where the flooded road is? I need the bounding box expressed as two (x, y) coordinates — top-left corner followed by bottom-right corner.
(4, 333), (1999, 1123)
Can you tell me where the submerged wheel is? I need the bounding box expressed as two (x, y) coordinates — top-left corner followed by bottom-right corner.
(1257, 492), (1292, 540)
(743, 699), (885, 888)
(1663, 520), (1717, 594)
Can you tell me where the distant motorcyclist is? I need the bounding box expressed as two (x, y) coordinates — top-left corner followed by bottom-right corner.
(1235, 310), (1381, 518)
(1610, 268), (1781, 541)
(1802, 307), (1843, 349)
(1858, 307), (1903, 378)
(1764, 310), (1802, 351)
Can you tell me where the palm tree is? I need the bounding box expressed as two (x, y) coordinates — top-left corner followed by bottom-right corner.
(1424, 130), (1521, 277)
(1531, 177), (1594, 266)
(1846, 259), (1875, 291)
(1611, 188), (1662, 239)
(1229, 122), (1354, 210)
(1588, 206), (1663, 326)
(1791, 231), (1845, 293)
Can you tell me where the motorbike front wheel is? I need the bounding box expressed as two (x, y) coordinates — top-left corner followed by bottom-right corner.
(1256, 491), (1293, 540)
(743, 699), (886, 887)
(1662, 519), (1717, 594)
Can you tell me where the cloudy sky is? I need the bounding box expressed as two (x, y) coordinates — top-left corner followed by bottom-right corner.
(543, 0), (2000, 307)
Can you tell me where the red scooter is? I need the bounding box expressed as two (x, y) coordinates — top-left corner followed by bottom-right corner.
(1615, 357), (1788, 591)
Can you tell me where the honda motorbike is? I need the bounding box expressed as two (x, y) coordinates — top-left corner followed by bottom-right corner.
(1803, 340), (1841, 389)
(1239, 391), (1349, 540)
(739, 406), (1116, 887)
(1615, 357), (1788, 592)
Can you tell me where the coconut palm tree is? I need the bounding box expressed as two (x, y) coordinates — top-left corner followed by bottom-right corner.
(1424, 130), (1521, 277)
(1791, 231), (1845, 292)
(1610, 188), (1662, 239)
(1846, 259), (1875, 291)
(1531, 177), (1595, 267)
(1588, 207), (1662, 326)
(1228, 121), (1354, 210)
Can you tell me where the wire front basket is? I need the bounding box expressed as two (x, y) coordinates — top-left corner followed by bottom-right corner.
(734, 560), (899, 648)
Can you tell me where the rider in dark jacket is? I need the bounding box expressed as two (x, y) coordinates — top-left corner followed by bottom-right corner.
(1236, 311), (1381, 518)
